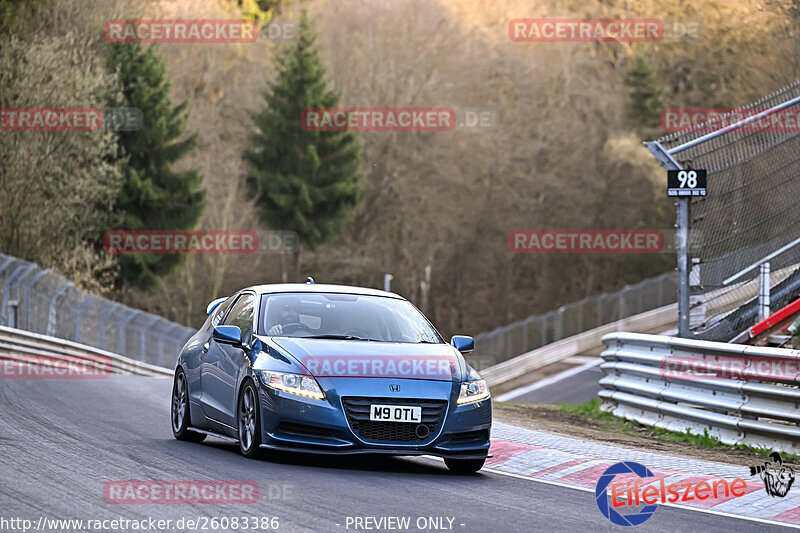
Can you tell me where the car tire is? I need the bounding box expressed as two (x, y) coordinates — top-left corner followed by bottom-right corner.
(444, 458), (485, 473)
(171, 369), (206, 442)
(238, 379), (263, 459)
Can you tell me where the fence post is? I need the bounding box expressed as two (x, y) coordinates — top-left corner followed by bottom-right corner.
(645, 141), (690, 338)
(2, 262), (35, 326)
(555, 306), (565, 341)
(22, 269), (48, 330)
(169, 324), (188, 366)
(758, 262), (771, 321)
(97, 304), (106, 349)
(73, 295), (96, 343)
(522, 317), (530, 352)
(117, 309), (137, 358)
(597, 293), (606, 326)
(0, 256), (14, 278)
(46, 281), (74, 337)
(618, 287), (630, 321)
(541, 314), (548, 345)
(139, 315), (160, 360)
(638, 282), (645, 314)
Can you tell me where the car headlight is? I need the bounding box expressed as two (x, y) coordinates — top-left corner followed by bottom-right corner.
(457, 379), (490, 404)
(259, 371), (325, 400)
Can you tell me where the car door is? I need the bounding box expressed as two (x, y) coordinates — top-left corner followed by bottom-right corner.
(200, 292), (255, 426)
(192, 294), (235, 414)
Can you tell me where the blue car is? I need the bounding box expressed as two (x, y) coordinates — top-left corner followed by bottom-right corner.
(170, 282), (492, 472)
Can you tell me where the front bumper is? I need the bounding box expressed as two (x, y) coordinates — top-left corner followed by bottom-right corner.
(255, 377), (492, 460)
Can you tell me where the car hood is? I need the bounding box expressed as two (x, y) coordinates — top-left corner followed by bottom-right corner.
(265, 337), (466, 382)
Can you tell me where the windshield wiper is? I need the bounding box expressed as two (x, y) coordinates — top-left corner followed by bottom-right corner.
(301, 334), (365, 341)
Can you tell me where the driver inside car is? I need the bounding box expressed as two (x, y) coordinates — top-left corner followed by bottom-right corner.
(267, 302), (301, 335)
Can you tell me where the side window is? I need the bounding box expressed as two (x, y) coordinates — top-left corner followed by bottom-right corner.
(211, 296), (236, 327)
(224, 293), (256, 340)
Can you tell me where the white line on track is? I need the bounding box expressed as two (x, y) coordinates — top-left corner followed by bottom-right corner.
(495, 358), (603, 401)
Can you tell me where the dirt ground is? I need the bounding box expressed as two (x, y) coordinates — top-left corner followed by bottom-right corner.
(493, 402), (797, 469)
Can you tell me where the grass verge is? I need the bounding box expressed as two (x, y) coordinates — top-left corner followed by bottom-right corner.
(556, 398), (800, 463)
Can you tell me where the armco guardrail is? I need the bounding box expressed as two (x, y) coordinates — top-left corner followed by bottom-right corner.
(0, 253), (195, 367)
(481, 303), (678, 392)
(478, 271), (797, 392)
(0, 325), (172, 377)
(599, 332), (800, 454)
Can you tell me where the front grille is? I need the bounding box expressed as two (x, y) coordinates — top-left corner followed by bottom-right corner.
(341, 397), (447, 443)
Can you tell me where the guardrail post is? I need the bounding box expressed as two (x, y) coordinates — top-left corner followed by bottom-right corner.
(758, 262), (771, 321)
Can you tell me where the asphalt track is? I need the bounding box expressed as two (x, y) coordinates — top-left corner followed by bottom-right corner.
(506, 361), (604, 404)
(0, 376), (791, 532)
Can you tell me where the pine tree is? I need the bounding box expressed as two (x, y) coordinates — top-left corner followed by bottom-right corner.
(106, 41), (205, 291)
(243, 10), (362, 278)
(624, 52), (665, 136)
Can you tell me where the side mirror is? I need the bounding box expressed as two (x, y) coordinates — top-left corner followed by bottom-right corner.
(206, 297), (228, 315)
(451, 335), (474, 354)
(213, 325), (243, 347)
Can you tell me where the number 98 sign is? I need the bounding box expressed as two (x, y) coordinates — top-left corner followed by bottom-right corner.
(667, 169), (707, 197)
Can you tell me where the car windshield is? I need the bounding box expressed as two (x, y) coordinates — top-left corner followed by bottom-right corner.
(258, 293), (442, 343)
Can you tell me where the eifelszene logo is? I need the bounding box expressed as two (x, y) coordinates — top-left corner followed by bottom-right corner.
(750, 452), (795, 497)
(595, 462), (658, 527)
(596, 461), (750, 526)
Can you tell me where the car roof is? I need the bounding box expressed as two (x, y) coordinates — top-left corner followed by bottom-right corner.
(245, 283), (405, 300)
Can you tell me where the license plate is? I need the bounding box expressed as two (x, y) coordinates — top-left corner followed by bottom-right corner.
(369, 404), (422, 423)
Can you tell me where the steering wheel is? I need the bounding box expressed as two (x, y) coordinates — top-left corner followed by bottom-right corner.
(280, 322), (308, 334)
